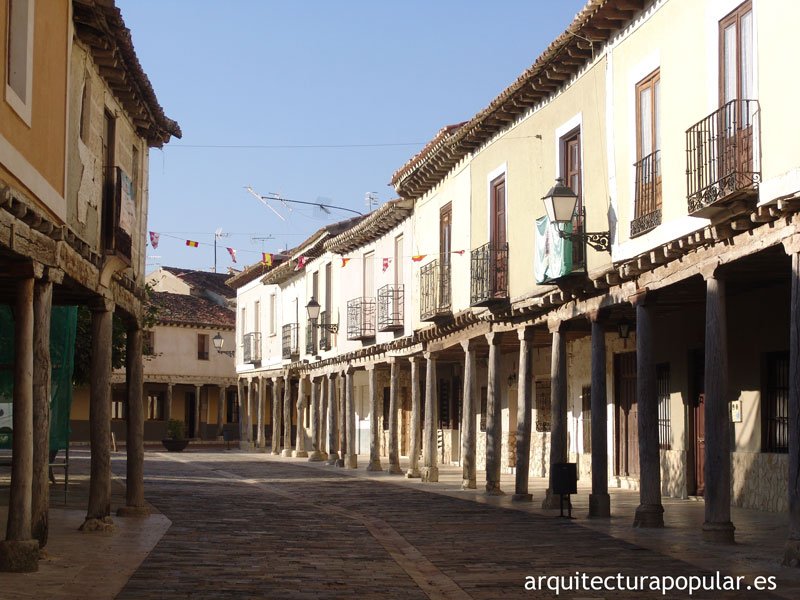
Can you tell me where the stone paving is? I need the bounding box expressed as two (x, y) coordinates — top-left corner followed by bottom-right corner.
(116, 450), (797, 599)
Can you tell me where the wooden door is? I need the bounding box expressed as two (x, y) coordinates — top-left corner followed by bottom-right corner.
(489, 176), (507, 296)
(185, 391), (196, 438)
(563, 131), (584, 265)
(614, 352), (639, 477)
(439, 204), (452, 307)
(695, 394), (706, 496)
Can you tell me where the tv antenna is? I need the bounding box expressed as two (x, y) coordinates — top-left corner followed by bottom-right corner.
(246, 186), (362, 217)
(251, 235), (275, 251)
(213, 228), (231, 273)
(365, 192), (379, 212)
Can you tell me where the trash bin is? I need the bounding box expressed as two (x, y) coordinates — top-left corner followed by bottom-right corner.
(552, 462), (577, 495)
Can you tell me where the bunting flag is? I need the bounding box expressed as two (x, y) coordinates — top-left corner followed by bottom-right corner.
(411, 255), (426, 262)
(186, 240), (199, 248)
(295, 256), (307, 271)
(454, 249), (465, 255)
(262, 252), (273, 267)
(227, 247), (237, 263)
(341, 257), (351, 268)
(149, 231), (160, 249)
(382, 257), (391, 272)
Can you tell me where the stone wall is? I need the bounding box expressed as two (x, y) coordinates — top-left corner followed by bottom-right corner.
(732, 451), (788, 512)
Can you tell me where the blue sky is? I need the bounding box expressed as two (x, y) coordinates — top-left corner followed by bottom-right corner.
(116, 0), (587, 273)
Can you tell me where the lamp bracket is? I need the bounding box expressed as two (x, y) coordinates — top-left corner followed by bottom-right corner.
(556, 229), (611, 253)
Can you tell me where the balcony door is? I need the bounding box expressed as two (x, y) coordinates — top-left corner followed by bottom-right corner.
(634, 70), (661, 229)
(561, 130), (584, 266)
(439, 204), (452, 307)
(489, 176), (506, 297)
(101, 110), (116, 252)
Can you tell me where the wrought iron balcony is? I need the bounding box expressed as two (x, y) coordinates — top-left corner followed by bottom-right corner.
(470, 242), (509, 307)
(305, 320), (318, 355)
(631, 150), (662, 237)
(686, 98), (760, 218)
(420, 258), (451, 321)
(242, 331), (262, 364)
(377, 284), (404, 332)
(318, 310), (332, 351)
(347, 297), (376, 341)
(281, 323), (299, 359)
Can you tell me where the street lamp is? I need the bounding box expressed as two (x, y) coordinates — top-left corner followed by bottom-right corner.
(212, 332), (235, 357)
(541, 177), (610, 252)
(305, 297), (339, 334)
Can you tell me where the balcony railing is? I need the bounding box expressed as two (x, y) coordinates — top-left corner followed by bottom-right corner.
(281, 323), (299, 359)
(631, 150), (662, 237)
(470, 242), (509, 306)
(305, 320), (318, 355)
(420, 258), (451, 321)
(377, 284), (404, 331)
(318, 310), (332, 351)
(686, 98), (760, 217)
(242, 331), (262, 363)
(347, 297), (376, 341)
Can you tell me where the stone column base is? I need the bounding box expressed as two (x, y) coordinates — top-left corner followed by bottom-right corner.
(319, 451), (329, 460)
(346, 454), (358, 469)
(589, 493), (611, 518)
(271, 449), (281, 456)
(116, 505), (150, 518)
(462, 478), (476, 490)
(388, 463), (404, 475)
(366, 460), (384, 472)
(281, 449), (293, 457)
(512, 493), (533, 502)
(782, 539), (800, 567)
(325, 454), (340, 466)
(485, 482), (505, 496)
(406, 467), (421, 479)
(239, 442), (254, 451)
(307, 451), (324, 462)
(294, 450), (309, 458)
(541, 488), (561, 509)
(0, 539), (39, 572)
(702, 520), (735, 543)
(633, 503), (665, 528)
(79, 516), (115, 532)
(421, 466), (439, 482)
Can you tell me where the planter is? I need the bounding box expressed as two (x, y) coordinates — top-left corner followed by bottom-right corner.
(161, 438), (189, 452)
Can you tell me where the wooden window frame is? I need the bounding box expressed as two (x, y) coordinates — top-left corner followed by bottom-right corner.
(560, 129), (583, 264)
(762, 351), (789, 453)
(718, 1), (753, 106)
(197, 333), (209, 361)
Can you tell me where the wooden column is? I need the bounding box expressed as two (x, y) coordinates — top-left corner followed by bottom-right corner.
(247, 381), (256, 444)
(702, 274), (735, 542)
(0, 275), (39, 571)
(194, 385), (202, 440)
(337, 373), (346, 467)
(326, 374), (340, 466)
(513, 327), (534, 501)
(31, 273), (54, 548)
(164, 383), (173, 423)
(633, 295), (664, 528)
(256, 378), (265, 448)
(784, 246), (800, 565)
(345, 369), (357, 468)
(543, 320), (567, 509)
(318, 377), (328, 461)
(421, 353), (438, 482)
(271, 377), (282, 454)
(485, 332), (504, 495)
(237, 378), (245, 445)
(406, 357), (422, 479)
(460, 341), (477, 489)
(366, 366), (383, 471)
(282, 373), (292, 456)
(118, 322), (148, 517)
(295, 377), (308, 457)
(308, 377), (323, 461)
(589, 314), (611, 517)
(217, 385), (225, 438)
(82, 297), (115, 532)
(388, 359), (403, 474)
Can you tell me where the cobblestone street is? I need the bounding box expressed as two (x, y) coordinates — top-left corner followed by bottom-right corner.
(114, 451), (790, 599)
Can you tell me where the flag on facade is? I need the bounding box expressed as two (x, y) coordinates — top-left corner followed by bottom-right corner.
(412, 255), (426, 262)
(186, 240), (199, 248)
(227, 247), (237, 263)
(341, 257), (351, 267)
(382, 257), (391, 272)
(149, 231), (159, 249)
(454, 249), (465, 255)
(295, 256), (307, 271)
(262, 253), (273, 267)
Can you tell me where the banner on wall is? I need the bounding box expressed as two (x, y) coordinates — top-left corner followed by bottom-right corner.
(534, 215), (573, 284)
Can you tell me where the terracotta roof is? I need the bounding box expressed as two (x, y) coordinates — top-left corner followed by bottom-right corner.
(324, 199), (413, 254)
(161, 266), (235, 299)
(72, 0), (181, 147)
(225, 256), (288, 290)
(149, 291), (235, 329)
(391, 0), (642, 199)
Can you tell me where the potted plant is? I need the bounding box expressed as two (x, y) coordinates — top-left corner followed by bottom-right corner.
(162, 419), (189, 452)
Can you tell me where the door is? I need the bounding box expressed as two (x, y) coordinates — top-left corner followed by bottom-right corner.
(614, 352), (639, 478)
(562, 131), (584, 265)
(439, 204), (452, 307)
(695, 394), (706, 496)
(688, 348), (706, 496)
(489, 176), (507, 296)
(401, 385), (410, 456)
(186, 391), (196, 438)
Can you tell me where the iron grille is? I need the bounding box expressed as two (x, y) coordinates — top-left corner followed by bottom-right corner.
(631, 150), (662, 237)
(763, 352), (789, 453)
(318, 310), (331, 351)
(419, 258), (451, 321)
(347, 297), (376, 341)
(686, 98), (760, 215)
(470, 242), (509, 306)
(242, 331), (262, 363)
(281, 323), (298, 359)
(305, 320), (318, 355)
(377, 284), (404, 331)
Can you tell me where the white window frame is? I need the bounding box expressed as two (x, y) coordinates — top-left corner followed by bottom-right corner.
(5, 0), (35, 126)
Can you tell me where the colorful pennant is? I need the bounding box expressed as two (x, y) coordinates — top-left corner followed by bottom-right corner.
(149, 231), (159, 249)
(262, 253), (273, 267)
(295, 256), (307, 271)
(185, 240), (199, 248)
(411, 255), (426, 262)
(382, 257), (391, 272)
(341, 257), (351, 267)
(227, 247), (237, 263)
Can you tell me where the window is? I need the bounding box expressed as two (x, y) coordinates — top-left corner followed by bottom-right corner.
(479, 386), (487, 432)
(197, 333), (209, 360)
(535, 378), (552, 432)
(657, 363), (671, 450)
(720, 1), (753, 106)
(560, 129), (583, 265)
(394, 234), (404, 286)
(763, 352), (788, 453)
(438, 378), (451, 429)
(101, 110), (116, 252)
(241, 307), (247, 342)
(5, 0), (34, 123)
(633, 69), (661, 234)
(269, 293), (276, 335)
(581, 385), (591, 454)
(254, 300), (261, 333)
(382, 387), (390, 431)
(147, 392), (164, 420)
(363, 252), (374, 296)
(79, 74), (92, 142)
(112, 398), (124, 420)
(226, 390), (239, 424)
(143, 330), (155, 355)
